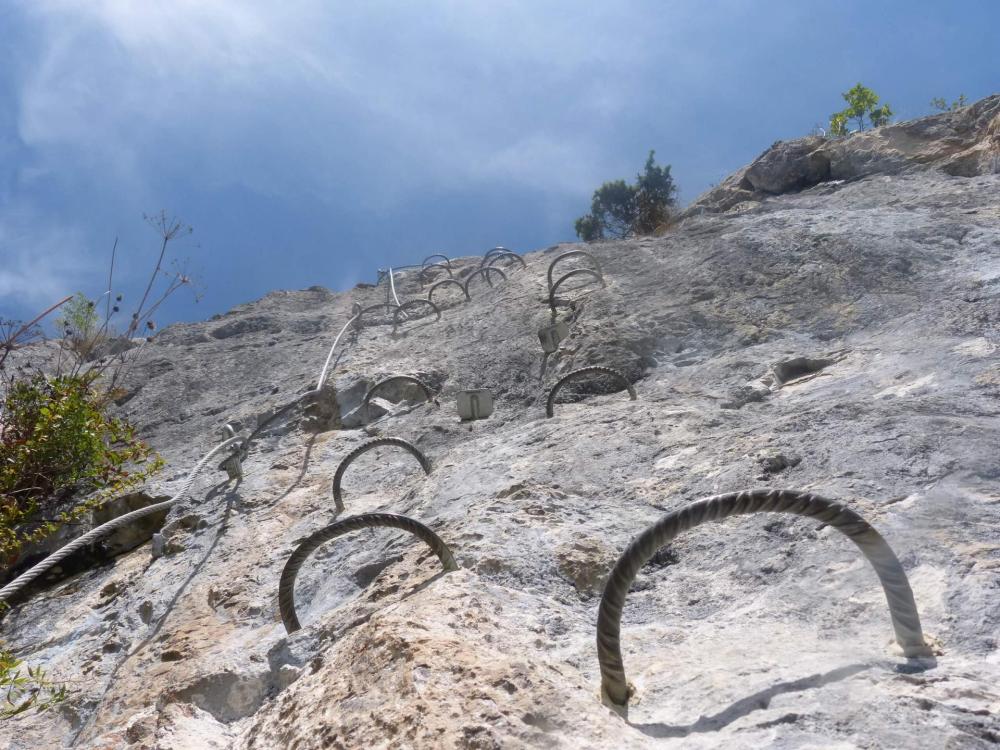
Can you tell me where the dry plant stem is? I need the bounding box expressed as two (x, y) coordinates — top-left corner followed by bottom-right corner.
(0, 296), (73, 371)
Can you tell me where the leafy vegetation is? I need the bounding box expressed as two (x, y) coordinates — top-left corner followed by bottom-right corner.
(0, 211), (196, 720)
(930, 94), (968, 112)
(0, 644), (66, 719)
(0, 373), (162, 560)
(575, 150), (677, 241)
(829, 83), (893, 135)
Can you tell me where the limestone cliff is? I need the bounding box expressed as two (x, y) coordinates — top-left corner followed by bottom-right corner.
(1, 97), (998, 749)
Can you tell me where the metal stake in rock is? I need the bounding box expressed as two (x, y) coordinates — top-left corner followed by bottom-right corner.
(456, 389), (494, 420)
(538, 320), (569, 353)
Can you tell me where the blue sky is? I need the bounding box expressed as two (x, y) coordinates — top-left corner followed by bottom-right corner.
(1, 1), (997, 328)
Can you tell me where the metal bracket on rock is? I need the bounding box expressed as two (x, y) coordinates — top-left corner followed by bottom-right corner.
(456, 389), (494, 421)
(538, 319), (569, 353)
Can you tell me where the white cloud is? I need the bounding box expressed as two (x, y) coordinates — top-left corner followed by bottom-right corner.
(0, 207), (93, 312)
(10, 1), (703, 204)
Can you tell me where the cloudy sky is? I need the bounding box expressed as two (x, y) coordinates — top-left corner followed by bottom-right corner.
(1, 1), (996, 327)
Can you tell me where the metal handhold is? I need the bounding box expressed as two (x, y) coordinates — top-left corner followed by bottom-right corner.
(464, 267), (507, 297)
(422, 254), (452, 269)
(548, 268), (605, 317)
(484, 251), (526, 270)
(419, 262), (453, 287)
(456, 389), (494, 420)
(545, 365), (635, 417)
(363, 375), (436, 415)
(332, 437), (431, 512)
(546, 250), (602, 290)
(278, 512), (459, 633)
(392, 299), (442, 330)
(538, 320), (569, 353)
(596, 489), (933, 706)
(427, 278), (471, 305)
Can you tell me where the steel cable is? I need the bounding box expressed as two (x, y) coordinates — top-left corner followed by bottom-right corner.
(0, 435), (244, 607)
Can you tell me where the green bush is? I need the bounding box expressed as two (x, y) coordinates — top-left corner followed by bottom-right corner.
(829, 83), (893, 135)
(0, 373), (162, 561)
(930, 94), (967, 112)
(0, 645), (66, 719)
(575, 150), (677, 241)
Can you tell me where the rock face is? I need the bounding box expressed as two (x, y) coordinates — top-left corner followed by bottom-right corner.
(686, 94), (1000, 216)
(2, 100), (1000, 749)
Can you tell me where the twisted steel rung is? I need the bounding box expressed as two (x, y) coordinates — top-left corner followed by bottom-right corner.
(392, 299), (442, 330)
(422, 254), (452, 269)
(481, 246), (511, 261)
(596, 488), (932, 706)
(484, 251), (526, 270)
(427, 278), (470, 305)
(362, 375), (435, 414)
(357, 303), (401, 329)
(548, 268), (605, 316)
(278, 512), (458, 633)
(546, 250), (602, 290)
(419, 262), (453, 287)
(464, 267), (507, 297)
(332, 437), (432, 512)
(546, 365), (636, 418)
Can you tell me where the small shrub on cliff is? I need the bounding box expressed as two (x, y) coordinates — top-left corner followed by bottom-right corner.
(0, 645), (66, 719)
(0, 373), (163, 561)
(575, 150), (677, 241)
(930, 94), (968, 112)
(829, 83), (893, 135)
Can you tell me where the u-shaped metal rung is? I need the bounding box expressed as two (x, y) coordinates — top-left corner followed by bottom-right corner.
(548, 268), (605, 316)
(419, 262), (453, 287)
(464, 267), (508, 297)
(392, 299), (441, 330)
(362, 375), (435, 414)
(596, 488), (932, 706)
(332, 437), (432, 511)
(278, 512), (458, 633)
(546, 250), (602, 290)
(427, 278), (471, 305)
(545, 365), (636, 417)
(483, 251), (526, 270)
(422, 254), (452, 269)
(358, 303), (402, 327)
(482, 246), (510, 261)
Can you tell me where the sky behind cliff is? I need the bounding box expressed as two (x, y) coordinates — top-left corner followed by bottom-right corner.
(1, 1), (997, 327)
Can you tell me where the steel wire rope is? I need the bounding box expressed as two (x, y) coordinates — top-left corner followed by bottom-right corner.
(0, 435), (244, 607)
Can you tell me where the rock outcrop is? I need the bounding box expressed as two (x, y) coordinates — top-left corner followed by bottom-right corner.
(2, 98), (999, 749)
(686, 94), (1000, 216)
